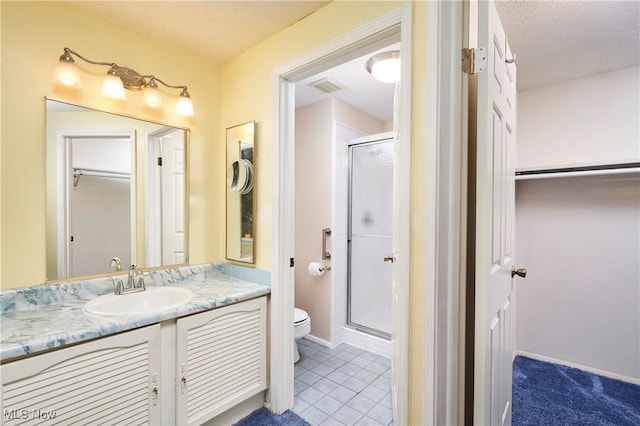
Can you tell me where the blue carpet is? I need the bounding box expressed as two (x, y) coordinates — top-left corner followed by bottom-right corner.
(233, 408), (310, 426)
(513, 356), (640, 426)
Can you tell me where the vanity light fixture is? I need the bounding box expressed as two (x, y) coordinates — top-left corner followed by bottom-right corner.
(142, 77), (162, 108)
(366, 50), (401, 84)
(53, 47), (195, 116)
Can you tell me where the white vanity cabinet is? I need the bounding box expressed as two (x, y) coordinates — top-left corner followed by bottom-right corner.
(176, 296), (267, 426)
(1, 296), (268, 426)
(1, 324), (162, 425)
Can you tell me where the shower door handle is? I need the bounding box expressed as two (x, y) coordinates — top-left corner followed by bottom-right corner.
(383, 254), (396, 263)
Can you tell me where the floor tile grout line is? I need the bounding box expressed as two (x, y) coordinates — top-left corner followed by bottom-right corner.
(294, 338), (394, 425)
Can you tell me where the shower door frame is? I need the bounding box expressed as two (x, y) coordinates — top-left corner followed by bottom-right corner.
(346, 134), (395, 341)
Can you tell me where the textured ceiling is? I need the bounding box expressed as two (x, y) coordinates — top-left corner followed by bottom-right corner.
(72, 0), (640, 118)
(295, 43), (400, 122)
(72, 1), (331, 64)
(496, 0), (640, 90)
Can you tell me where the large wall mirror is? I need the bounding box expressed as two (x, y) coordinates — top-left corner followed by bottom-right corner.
(46, 99), (189, 280)
(226, 121), (255, 264)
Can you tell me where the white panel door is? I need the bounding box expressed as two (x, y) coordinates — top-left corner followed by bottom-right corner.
(474, 1), (518, 425)
(161, 131), (186, 265)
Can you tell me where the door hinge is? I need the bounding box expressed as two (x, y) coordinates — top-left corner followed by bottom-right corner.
(290, 258), (295, 267)
(157, 157), (163, 166)
(462, 47), (487, 74)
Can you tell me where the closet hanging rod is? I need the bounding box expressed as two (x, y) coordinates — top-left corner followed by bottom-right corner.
(73, 168), (130, 187)
(516, 162), (640, 180)
(73, 167), (130, 176)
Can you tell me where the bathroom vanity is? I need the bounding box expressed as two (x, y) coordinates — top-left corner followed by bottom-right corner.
(0, 264), (270, 425)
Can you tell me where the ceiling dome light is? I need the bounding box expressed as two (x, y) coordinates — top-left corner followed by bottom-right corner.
(54, 50), (81, 87)
(176, 88), (194, 117)
(143, 78), (162, 108)
(366, 51), (401, 83)
(102, 66), (126, 100)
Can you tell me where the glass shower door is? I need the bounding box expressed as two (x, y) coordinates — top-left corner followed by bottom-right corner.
(347, 138), (394, 339)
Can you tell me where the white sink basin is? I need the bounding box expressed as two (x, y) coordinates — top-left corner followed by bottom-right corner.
(84, 286), (193, 317)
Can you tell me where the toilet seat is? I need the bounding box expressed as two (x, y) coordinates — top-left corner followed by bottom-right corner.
(293, 308), (311, 340)
(294, 307), (309, 324)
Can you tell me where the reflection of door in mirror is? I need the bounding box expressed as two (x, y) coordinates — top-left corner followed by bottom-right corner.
(46, 99), (189, 281)
(68, 137), (133, 277)
(146, 128), (185, 266)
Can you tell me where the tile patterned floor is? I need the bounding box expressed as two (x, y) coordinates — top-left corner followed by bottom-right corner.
(293, 338), (393, 426)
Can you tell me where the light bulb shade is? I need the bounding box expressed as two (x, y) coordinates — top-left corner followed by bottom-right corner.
(143, 85), (162, 108)
(366, 51), (401, 83)
(176, 90), (194, 117)
(54, 59), (81, 87)
(102, 71), (126, 100)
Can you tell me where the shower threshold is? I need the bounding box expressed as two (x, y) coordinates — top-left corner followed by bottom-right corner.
(346, 323), (391, 341)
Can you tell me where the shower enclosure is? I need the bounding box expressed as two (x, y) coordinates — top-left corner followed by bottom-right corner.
(347, 136), (394, 340)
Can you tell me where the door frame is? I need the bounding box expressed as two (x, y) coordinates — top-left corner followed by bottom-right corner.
(269, 2), (466, 423)
(424, 1), (466, 425)
(269, 4), (412, 422)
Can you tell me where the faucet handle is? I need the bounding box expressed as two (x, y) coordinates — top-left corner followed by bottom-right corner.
(110, 257), (122, 272)
(115, 279), (124, 295)
(134, 265), (145, 289)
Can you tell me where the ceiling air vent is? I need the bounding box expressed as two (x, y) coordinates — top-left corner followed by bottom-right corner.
(308, 77), (346, 94)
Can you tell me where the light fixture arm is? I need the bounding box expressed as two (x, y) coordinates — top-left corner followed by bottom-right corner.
(143, 75), (187, 92)
(59, 47), (189, 95)
(62, 47), (116, 68)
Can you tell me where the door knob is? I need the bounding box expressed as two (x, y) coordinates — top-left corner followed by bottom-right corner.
(511, 266), (527, 278)
(383, 254), (396, 263)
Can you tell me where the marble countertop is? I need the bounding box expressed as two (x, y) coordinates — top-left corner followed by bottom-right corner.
(0, 264), (270, 362)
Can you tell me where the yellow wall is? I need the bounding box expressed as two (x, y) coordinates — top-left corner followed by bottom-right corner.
(220, 0), (410, 270)
(1, 1), (222, 288)
(220, 1), (429, 422)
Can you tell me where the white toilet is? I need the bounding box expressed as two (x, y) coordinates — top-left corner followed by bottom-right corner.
(293, 308), (311, 363)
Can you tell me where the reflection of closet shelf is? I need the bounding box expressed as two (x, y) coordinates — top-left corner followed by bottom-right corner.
(515, 162), (640, 181)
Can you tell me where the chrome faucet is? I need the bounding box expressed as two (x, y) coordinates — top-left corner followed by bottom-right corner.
(110, 257), (122, 272)
(112, 263), (145, 295)
(125, 264), (146, 293)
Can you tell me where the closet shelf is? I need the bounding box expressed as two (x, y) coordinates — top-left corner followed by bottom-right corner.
(515, 162), (640, 180)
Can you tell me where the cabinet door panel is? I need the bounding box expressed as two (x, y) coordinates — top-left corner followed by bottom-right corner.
(1, 325), (161, 425)
(176, 297), (267, 425)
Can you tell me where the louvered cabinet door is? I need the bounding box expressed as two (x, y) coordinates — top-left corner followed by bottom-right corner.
(1, 324), (162, 425)
(176, 297), (267, 425)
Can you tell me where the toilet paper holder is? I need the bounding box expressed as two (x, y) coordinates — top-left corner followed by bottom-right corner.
(322, 227), (331, 260)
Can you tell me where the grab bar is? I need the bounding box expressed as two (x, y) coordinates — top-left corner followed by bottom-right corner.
(322, 228), (331, 260)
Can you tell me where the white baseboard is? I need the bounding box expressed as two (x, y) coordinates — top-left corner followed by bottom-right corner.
(515, 350), (640, 385)
(304, 334), (332, 348)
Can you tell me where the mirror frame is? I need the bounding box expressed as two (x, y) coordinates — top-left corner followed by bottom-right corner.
(225, 121), (256, 265)
(45, 97), (191, 282)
